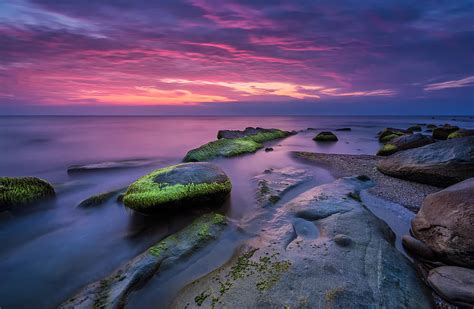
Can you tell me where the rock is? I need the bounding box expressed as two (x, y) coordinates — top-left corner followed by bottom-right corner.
(184, 128), (291, 162)
(433, 125), (459, 140)
(407, 125), (422, 132)
(333, 234), (352, 247)
(60, 213), (227, 309)
(377, 137), (474, 187)
(67, 158), (155, 173)
(78, 189), (123, 208)
(378, 133), (435, 156)
(254, 167), (312, 207)
(427, 124), (437, 129)
(335, 128), (351, 131)
(378, 128), (410, 142)
(411, 178), (474, 267)
(217, 127), (293, 140)
(427, 266), (474, 307)
(172, 177), (432, 308)
(313, 131), (338, 142)
(0, 177), (55, 210)
(123, 163), (231, 214)
(264, 147), (274, 152)
(448, 128), (474, 139)
(402, 235), (437, 261)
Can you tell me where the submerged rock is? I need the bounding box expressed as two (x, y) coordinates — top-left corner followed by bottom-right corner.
(377, 137), (474, 187)
(67, 159), (155, 173)
(0, 177), (55, 210)
(427, 266), (474, 307)
(184, 128), (291, 162)
(313, 131), (338, 142)
(172, 177), (432, 308)
(412, 178), (474, 267)
(60, 213), (227, 309)
(432, 125), (459, 140)
(254, 167), (312, 207)
(123, 163), (231, 214)
(78, 189), (123, 208)
(448, 128), (474, 139)
(335, 128), (351, 131)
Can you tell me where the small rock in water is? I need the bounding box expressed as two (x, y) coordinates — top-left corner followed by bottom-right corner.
(313, 131), (338, 142)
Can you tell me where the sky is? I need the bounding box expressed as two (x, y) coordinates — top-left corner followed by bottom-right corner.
(0, 0), (473, 115)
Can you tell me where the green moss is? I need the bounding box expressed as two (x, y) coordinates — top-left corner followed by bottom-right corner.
(183, 131), (289, 162)
(376, 144), (398, 156)
(94, 278), (112, 309)
(148, 242), (168, 257)
(123, 164), (232, 212)
(268, 195), (281, 204)
(313, 132), (338, 142)
(0, 177), (55, 209)
(194, 291), (210, 306)
(379, 134), (399, 143)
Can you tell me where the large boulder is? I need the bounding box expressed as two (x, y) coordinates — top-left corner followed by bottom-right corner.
(313, 131), (338, 142)
(433, 125), (459, 140)
(427, 266), (474, 307)
(377, 133), (435, 156)
(0, 177), (55, 210)
(123, 163), (231, 214)
(378, 127), (410, 142)
(377, 137), (474, 187)
(411, 178), (474, 267)
(60, 213), (227, 308)
(172, 177), (432, 308)
(448, 128), (474, 139)
(185, 128), (291, 162)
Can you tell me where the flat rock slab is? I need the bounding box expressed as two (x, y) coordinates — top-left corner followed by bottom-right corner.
(428, 266), (474, 307)
(67, 159), (155, 173)
(377, 137), (474, 187)
(253, 167), (312, 207)
(60, 213), (227, 309)
(172, 177), (432, 308)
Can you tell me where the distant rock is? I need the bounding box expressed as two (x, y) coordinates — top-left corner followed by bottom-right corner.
(412, 178), (474, 267)
(60, 213), (227, 309)
(264, 147), (274, 152)
(448, 128), (474, 139)
(172, 177), (432, 308)
(427, 266), (474, 307)
(378, 128), (411, 142)
(432, 125), (459, 140)
(0, 177), (55, 210)
(67, 159), (155, 173)
(313, 131), (338, 142)
(377, 137), (474, 187)
(217, 127), (293, 140)
(123, 162), (231, 214)
(407, 125), (422, 132)
(335, 128), (351, 131)
(426, 124), (437, 129)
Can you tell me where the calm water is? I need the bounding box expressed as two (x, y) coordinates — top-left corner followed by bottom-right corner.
(0, 115), (473, 308)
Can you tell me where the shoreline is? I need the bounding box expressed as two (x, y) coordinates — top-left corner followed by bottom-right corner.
(293, 151), (440, 212)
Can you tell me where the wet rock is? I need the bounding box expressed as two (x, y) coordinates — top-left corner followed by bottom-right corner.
(407, 125), (422, 132)
(402, 235), (437, 261)
(123, 163), (231, 214)
(60, 213), (227, 309)
(78, 189), (123, 208)
(185, 128), (291, 162)
(376, 144), (398, 156)
(333, 234), (352, 247)
(264, 147), (274, 152)
(427, 266), (474, 307)
(448, 128), (474, 139)
(426, 124), (437, 129)
(377, 137), (474, 187)
(433, 125), (459, 140)
(172, 177), (432, 308)
(67, 159), (155, 173)
(412, 178), (474, 267)
(0, 177), (55, 210)
(254, 167), (312, 207)
(335, 128), (351, 131)
(378, 128), (410, 142)
(313, 131), (338, 142)
(377, 133), (435, 156)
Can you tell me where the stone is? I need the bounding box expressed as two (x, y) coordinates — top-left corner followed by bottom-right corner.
(378, 128), (410, 142)
(0, 177), (55, 210)
(433, 125), (459, 140)
(334, 234), (352, 247)
(217, 127), (293, 140)
(67, 159), (155, 173)
(377, 137), (474, 187)
(448, 128), (474, 139)
(428, 266), (474, 307)
(313, 131), (338, 142)
(412, 178), (474, 267)
(402, 235), (437, 261)
(335, 128), (351, 131)
(264, 147), (274, 152)
(407, 125), (422, 132)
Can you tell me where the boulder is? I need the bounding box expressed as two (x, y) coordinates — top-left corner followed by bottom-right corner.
(407, 125), (422, 132)
(185, 128), (291, 162)
(411, 178), (474, 267)
(432, 125), (459, 140)
(427, 266), (474, 307)
(402, 235), (437, 261)
(377, 133), (435, 156)
(172, 177), (432, 308)
(123, 163), (231, 214)
(376, 144), (398, 156)
(377, 137), (474, 187)
(0, 177), (55, 210)
(60, 213), (227, 309)
(448, 128), (474, 139)
(378, 128), (410, 142)
(313, 131), (338, 142)
(426, 124), (437, 129)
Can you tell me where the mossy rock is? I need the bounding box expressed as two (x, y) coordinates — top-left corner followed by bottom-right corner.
(378, 128), (409, 142)
(407, 125), (422, 132)
(447, 129), (474, 139)
(0, 177), (55, 209)
(184, 129), (290, 162)
(376, 144), (398, 156)
(433, 125), (459, 140)
(313, 131), (338, 142)
(380, 133), (399, 143)
(217, 127), (292, 140)
(123, 162), (231, 214)
(78, 189), (123, 208)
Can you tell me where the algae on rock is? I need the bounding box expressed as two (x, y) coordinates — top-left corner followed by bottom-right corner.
(0, 177), (55, 209)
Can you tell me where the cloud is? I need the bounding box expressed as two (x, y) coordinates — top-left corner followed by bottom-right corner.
(424, 76), (474, 91)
